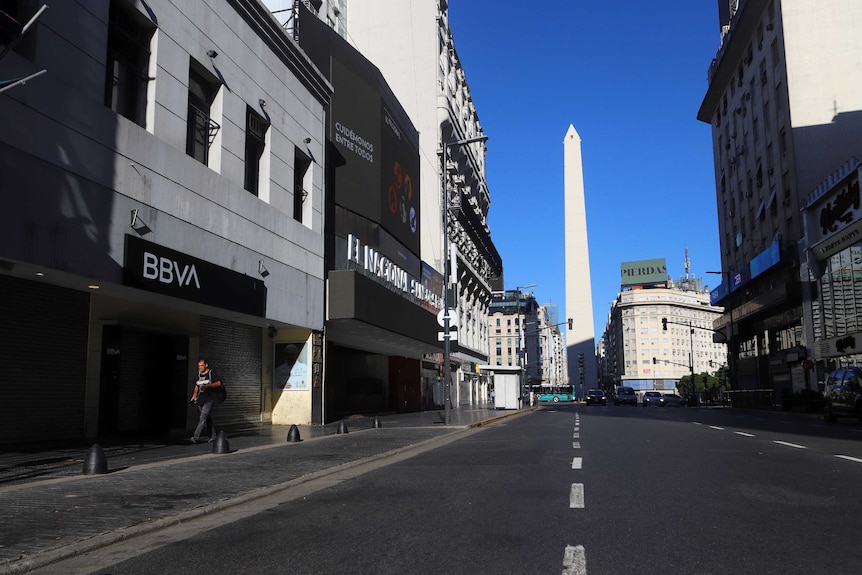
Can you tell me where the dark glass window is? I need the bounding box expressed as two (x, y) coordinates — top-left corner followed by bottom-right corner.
(293, 149), (311, 222)
(104, 0), (155, 126)
(244, 106), (268, 196)
(186, 63), (219, 164)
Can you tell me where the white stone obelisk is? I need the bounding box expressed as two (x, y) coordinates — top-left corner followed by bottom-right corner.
(564, 125), (598, 397)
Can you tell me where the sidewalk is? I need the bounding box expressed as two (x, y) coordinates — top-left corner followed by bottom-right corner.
(0, 406), (532, 575)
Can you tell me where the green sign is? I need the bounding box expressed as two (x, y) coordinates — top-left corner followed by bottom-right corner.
(620, 258), (667, 287)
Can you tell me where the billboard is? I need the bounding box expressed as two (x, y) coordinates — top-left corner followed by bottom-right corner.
(620, 258), (667, 287)
(311, 14), (421, 258)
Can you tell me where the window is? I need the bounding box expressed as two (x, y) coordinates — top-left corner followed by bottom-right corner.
(294, 148), (312, 222)
(104, 0), (155, 126)
(186, 62), (220, 165)
(244, 106), (268, 196)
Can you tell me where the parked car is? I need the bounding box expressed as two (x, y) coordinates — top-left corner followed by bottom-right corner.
(823, 367), (862, 422)
(585, 389), (607, 406)
(662, 393), (687, 407)
(642, 391), (663, 407)
(614, 386), (637, 406)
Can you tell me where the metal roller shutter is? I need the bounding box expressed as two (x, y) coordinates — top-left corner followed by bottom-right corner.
(199, 316), (261, 429)
(0, 276), (88, 443)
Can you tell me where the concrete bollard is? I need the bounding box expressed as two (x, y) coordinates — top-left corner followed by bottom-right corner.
(287, 424), (302, 442)
(337, 420), (348, 434)
(211, 430), (230, 454)
(372, 416), (382, 429)
(82, 443), (108, 475)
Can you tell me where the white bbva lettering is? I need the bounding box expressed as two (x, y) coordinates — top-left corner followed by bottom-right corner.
(142, 251), (200, 288)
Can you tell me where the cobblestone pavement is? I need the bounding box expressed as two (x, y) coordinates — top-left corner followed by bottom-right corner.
(0, 407), (532, 575)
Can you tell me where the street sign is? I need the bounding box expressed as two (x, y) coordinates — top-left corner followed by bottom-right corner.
(436, 309), (460, 328)
(438, 330), (458, 341)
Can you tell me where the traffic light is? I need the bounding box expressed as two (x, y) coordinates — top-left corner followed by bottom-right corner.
(567, 318), (573, 330)
(662, 317), (667, 331)
(652, 357), (657, 364)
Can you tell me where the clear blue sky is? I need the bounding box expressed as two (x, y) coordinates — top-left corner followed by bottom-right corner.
(449, 1), (724, 341)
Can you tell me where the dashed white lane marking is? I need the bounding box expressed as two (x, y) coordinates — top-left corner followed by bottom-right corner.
(573, 433), (580, 438)
(835, 455), (862, 464)
(735, 431), (756, 437)
(709, 425), (725, 430)
(561, 544), (587, 575)
(573, 442), (581, 449)
(572, 457), (582, 469)
(692, 422), (703, 425)
(774, 440), (807, 449)
(569, 483), (584, 508)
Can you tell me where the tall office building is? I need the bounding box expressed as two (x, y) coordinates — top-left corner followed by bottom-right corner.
(698, 0), (862, 401)
(564, 125), (598, 395)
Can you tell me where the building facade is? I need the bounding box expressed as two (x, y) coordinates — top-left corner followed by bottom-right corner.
(800, 159), (862, 379)
(0, 0), (330, 443)
(292, 3), (448, 420)
(296, 0), (504, 407)
(698, 0), (862, 403)
(488, 289), (539, 395)
(602, 283), (726, 395)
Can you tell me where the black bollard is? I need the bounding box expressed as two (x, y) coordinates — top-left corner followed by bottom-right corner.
(287, 424), (302, 442)
(372, 416), (382, 429)
(82, 443), (108, 475)
(212, 430), (230, 454)
(337, 420), (348, 434)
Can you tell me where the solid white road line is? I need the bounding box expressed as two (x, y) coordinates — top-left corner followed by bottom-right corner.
(561, 544), (587, 575)
(569, 483), (585, 508)
(572, 457), (582, 469)
(734, 431), (756, 437)
(774, 440), (807, 449)
(835, 455), (862, 464)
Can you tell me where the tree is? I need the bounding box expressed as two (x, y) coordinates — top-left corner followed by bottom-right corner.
(677, 372), (720, 396)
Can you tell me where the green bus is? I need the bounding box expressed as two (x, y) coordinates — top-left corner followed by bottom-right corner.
(535, 385), (576, 403)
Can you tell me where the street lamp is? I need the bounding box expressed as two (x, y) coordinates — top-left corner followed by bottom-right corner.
(439, 134), (488, 425)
